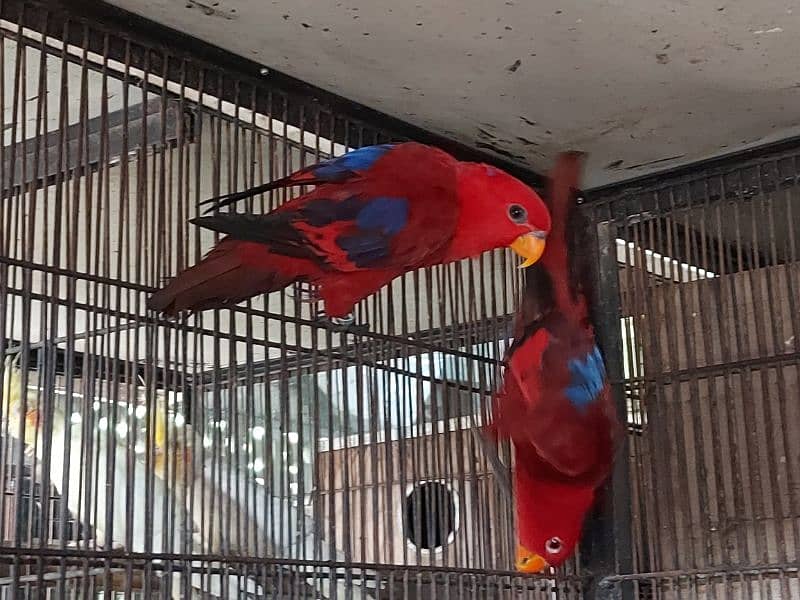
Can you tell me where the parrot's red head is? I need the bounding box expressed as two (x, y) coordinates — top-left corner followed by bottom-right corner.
(450, 163), (551, 267)
(514, 455), (597, 573)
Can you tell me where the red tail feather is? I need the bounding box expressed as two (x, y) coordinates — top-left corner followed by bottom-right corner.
(147, 239), (302, 315)
(540, 152), (586, 318)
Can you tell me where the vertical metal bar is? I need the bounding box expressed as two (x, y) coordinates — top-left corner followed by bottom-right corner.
(697, 176), (732, 569)
(581, 215), (634, 600)
(5, 3), (800, 599)
(9, 14), (30, 586)
(30, 13), (51, 574)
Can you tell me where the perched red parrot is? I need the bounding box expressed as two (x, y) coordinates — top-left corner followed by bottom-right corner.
(147, 142), (551, 318)
(490, 152), (622, 573)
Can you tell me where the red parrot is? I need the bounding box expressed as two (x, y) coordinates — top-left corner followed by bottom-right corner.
(490, 152), (622, 573)
(147, 142), (551, 318)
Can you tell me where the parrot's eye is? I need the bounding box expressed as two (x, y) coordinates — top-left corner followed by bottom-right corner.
(508, 204), (527, 224)
(545, 537), (563, 554)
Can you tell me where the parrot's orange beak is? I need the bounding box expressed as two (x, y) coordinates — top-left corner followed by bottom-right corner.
(516, 545), (549, 573)
(510, 231), (547, 268)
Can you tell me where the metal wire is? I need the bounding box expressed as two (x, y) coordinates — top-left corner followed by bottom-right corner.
(0, 1), (798, 599)
(597, 564), (800, 600)
(586, 147), (800, 597)
(0, 2), (544, 598)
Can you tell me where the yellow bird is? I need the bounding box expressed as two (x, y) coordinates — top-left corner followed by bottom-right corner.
(149, 394), (193, 485)
(2, 355), (39, 446)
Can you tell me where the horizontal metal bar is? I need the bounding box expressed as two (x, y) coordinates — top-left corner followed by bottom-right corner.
(599, 562), (799, 582)
(0, 255), (504, 367)
(206, 316), (511, 386)
(635, 351), (800, 386)
(588, 136), (800, 198)
(4, 319), (140, 356)
(21, 0), (549, 190)
(1, 97), (189, 195)
(0, 558), (560, 594)
(2, 284), (498, 401)
(0, 544), (581, 580)
(0, 21), (322, 161)
(0, 567), (125, 585)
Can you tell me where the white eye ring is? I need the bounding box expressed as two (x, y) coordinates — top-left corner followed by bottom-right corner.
(545, 537), (563, 554)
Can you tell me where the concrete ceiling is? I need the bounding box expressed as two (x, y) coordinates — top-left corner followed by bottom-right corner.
(100, 1), (800, 187)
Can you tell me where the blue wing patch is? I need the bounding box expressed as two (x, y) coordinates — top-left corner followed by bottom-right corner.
(336, 196), (409, 267)
(356, 196), (408, 235)
(313, 144), (395, 181)
(564, 345), (606, 411)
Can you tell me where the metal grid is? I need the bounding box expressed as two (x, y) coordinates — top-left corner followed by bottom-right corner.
(598, 564), (799, 600)
(0, 0), (798, 598)
(0, 1), (578, 597)
(587, 149), (800, 598)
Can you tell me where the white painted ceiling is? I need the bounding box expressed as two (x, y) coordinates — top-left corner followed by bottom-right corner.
(82, 1), (800, 187)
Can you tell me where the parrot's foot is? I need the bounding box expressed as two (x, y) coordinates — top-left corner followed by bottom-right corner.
(316, 312), (369, 335)
(288, 284), (321, 304)
(330, 313), (354, 327)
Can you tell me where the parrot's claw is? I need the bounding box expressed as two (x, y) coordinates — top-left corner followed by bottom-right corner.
(329, 313), (355, 327)
(344, 322), (371, 335)
(288, 284), (322, 304)
(315, 312), (369, 335)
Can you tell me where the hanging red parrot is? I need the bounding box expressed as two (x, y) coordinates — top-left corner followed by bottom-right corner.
(490, 152), (622, 573)
(147, 142), (551, 318)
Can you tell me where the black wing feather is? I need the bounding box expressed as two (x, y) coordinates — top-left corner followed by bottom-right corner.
(190, 214), (320, 261)
(199, 176), (330, 214)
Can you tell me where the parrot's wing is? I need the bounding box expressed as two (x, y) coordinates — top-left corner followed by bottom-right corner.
(192, 147), (460, 273)
(491, 327), (547, 440)
(498, 322), (613, 480)
(199, 143), (398, 213)
(526, 338), (614, 480)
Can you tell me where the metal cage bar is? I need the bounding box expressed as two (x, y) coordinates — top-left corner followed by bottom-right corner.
(586, 142), (800, 599)
(0, 1), (565, 598)
(0, 0), (797, 598)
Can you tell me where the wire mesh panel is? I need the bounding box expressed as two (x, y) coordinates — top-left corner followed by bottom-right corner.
(598, 565), (800, 600)
(0, 1), (587, 597)
(586, 150), (800, 598)
(2, 1), (798, 599)
(0, 554), (584, 600)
